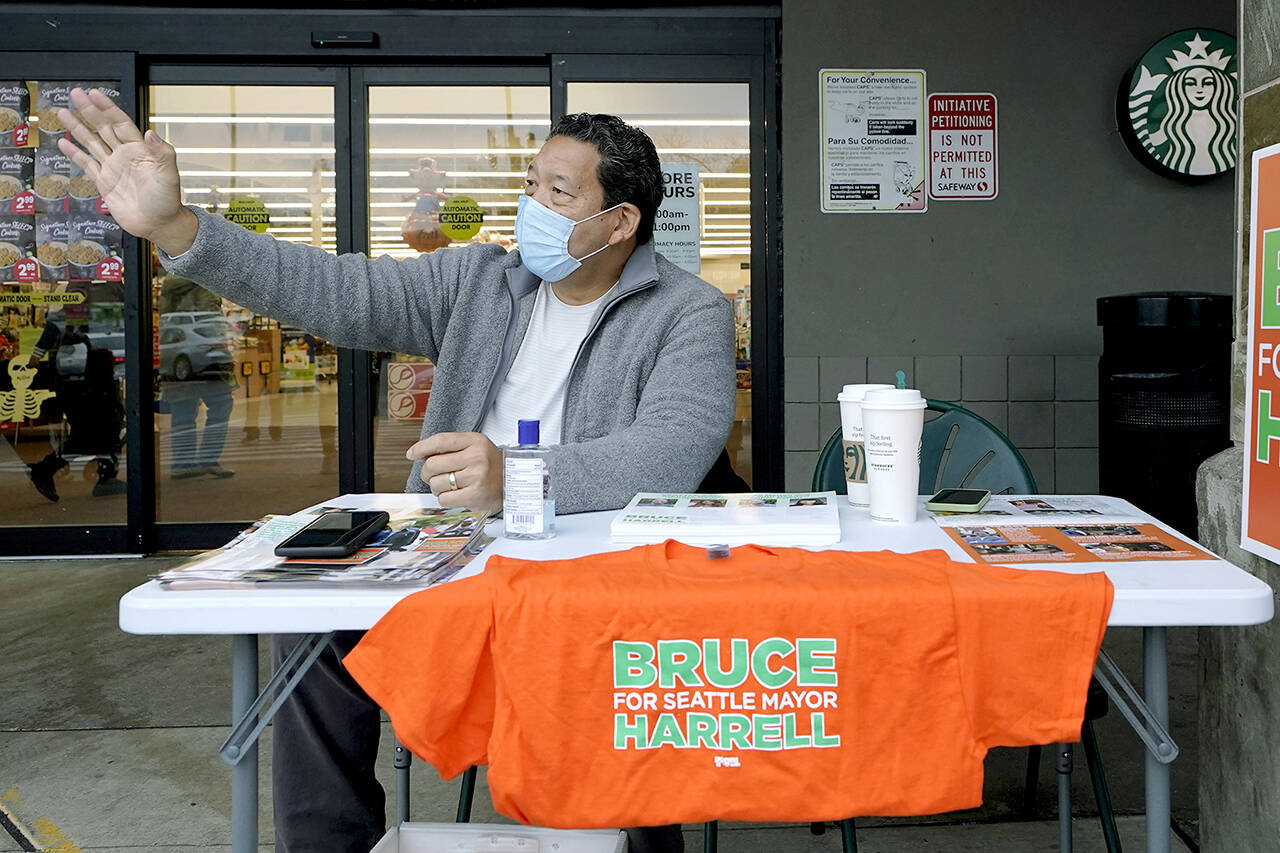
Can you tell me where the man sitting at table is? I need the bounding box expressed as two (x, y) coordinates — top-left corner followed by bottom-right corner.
(59, 88), (734, 853)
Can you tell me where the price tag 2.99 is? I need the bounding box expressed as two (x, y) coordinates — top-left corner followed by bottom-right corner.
(12, 257), (37, 282)
(95, 256), (124, 282)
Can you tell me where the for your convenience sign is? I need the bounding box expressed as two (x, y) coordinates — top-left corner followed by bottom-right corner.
(820, 69), (927, 213)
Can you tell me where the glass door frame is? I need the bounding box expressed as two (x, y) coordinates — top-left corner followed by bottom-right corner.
(104, 63), (556, 551)
(145, 63), (555, 548)
(0, 51), (141, 555)
(348, 64), (552, 494)
(145, 64), (351, 550)
(552, 53), (782, 490)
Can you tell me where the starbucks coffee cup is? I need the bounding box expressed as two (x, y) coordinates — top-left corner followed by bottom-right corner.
(861, 388), (927, 524)
(835, 383), (893, 507)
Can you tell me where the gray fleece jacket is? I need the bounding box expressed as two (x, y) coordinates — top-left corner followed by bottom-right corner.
(158, 207), (736, 514)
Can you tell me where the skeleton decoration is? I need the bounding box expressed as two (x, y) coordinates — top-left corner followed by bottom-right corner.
(2, 359), (56, 424)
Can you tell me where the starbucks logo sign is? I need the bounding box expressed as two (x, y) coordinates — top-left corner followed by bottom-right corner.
(1117, 29), (1238, 181)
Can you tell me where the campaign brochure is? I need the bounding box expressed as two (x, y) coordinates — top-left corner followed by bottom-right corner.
(610, 492), (842, 546)
(928, 495), (1140, 526)
(932, 496), (1214, 564)
(156, 499), (492, 589)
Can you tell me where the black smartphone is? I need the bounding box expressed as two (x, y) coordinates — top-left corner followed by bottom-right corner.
(924, 488), (992, 513)
(274, 510), (391, 558)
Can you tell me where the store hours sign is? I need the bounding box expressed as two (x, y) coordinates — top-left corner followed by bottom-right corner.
(1118, 29), (1238, 181)
(654, 163), (700, 274)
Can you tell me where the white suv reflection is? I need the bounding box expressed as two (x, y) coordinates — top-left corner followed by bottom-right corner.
(159, 313), (235, 381)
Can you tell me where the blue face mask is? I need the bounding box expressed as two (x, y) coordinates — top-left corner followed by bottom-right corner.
(514, 194), (623, 282)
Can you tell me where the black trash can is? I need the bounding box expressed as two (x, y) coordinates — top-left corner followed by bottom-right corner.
(1097, 292), (1232, 538)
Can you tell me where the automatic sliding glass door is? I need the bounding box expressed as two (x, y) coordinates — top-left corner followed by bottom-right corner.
(560, 56), (770, 487)
(149, 81), (338, 523)
(0, 22), (776, 554)
(0, 51), (141, 553)
(148, 67), (552, 527)
(361, 75), (549, 493)
(143, 62), (767, 534)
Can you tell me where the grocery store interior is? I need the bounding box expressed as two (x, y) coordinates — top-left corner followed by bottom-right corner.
(1, 54), (770, 551)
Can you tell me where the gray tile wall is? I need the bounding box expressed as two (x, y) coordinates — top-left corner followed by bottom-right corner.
(783, 354), (1100, 494)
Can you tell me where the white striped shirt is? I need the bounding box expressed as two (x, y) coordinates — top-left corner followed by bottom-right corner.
(479, 280), (613, 448)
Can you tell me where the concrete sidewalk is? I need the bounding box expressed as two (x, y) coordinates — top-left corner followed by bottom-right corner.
(0, 556), (1197, 852)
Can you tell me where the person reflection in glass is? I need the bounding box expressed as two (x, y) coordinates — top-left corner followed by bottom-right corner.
(159, 274), (236, 479)
(23, 297), (126, 501)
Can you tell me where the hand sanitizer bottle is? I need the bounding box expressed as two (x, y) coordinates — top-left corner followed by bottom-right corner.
(502, 419), (555, 540)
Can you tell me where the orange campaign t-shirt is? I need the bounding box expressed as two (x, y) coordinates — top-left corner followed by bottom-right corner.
(343, 542), (1113, 828)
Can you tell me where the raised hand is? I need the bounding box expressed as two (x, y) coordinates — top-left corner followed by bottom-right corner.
(55, 87), (197, 256)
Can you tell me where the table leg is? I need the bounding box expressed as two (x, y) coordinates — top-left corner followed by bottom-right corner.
(395, 740), (412, 824)
(1056, 743), (1073, 853)
(232, 634), (259, 853)
(840, 818), (858, 853)
(1143, 627), (1170, 853)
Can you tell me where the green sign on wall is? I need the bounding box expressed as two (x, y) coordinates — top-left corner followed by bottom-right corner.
(1264, 229), (1280, 329)
(1117, 29), (1238, 182)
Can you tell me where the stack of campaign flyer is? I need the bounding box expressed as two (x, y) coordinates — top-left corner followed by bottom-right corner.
(155, 495), (493, 589)
(927, 495), (1141, 526)
(930, 495), (1214, 564)
(610, 492), (842, 547)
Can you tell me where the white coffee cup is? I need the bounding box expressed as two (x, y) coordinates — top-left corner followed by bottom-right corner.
(835, 383), (893, 507)
(860, 388), (927, 524)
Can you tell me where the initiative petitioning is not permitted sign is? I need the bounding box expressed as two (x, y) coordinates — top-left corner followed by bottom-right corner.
(1243, 141), (1280, 563)
(928, 93), (997, 200)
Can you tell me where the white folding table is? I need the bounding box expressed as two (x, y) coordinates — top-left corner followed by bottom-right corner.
(119, 494), (1274, 853)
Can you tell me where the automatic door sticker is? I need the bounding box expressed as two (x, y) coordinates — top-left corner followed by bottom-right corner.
(439, 197), (483, 242)
(224, 196), (270, 233)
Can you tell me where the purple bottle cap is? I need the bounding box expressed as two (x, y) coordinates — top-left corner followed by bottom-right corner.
(517, 419), (540, 445)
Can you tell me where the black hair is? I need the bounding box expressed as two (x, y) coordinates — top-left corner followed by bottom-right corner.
(548, 113), (663, 245)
